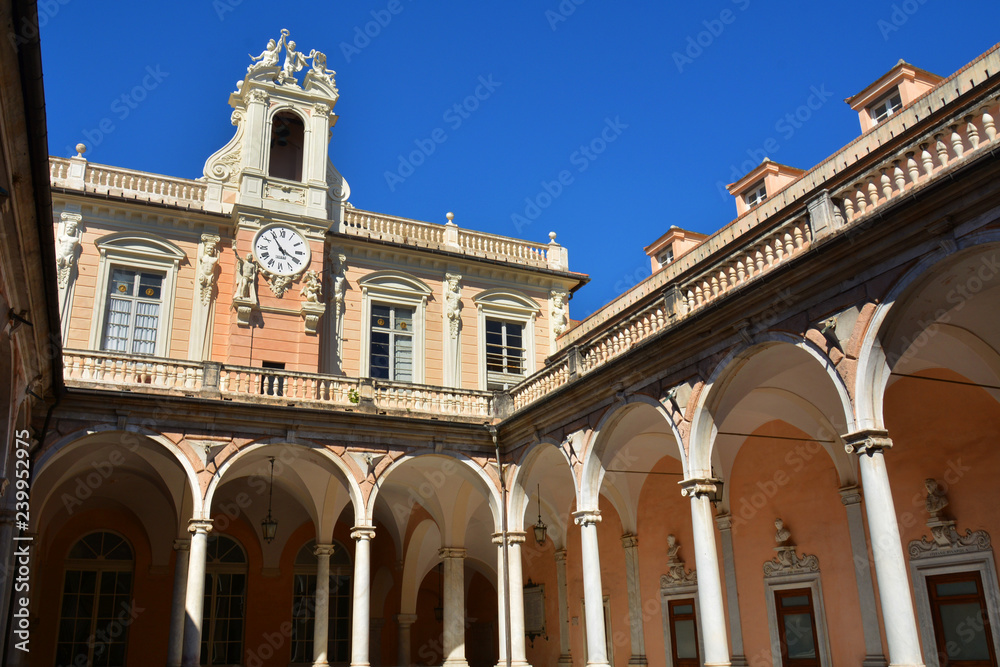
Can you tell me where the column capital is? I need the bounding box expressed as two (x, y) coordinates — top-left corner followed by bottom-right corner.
(438, 547), (467, 560)
(839, 485), (863, 506)
(396, 613), (418, 627)
(843, 429), (893, 456)
(572, 509), (602, 527)
(554, 548), (567, 562)
(621, 533), (639, 549)
(314, 543), (336, 557)
(187, 519), (213, 535)
(714, 513), (734, 531)
(507, 531), (526, 545)
(173, 538), (191, 551)
(679, 477), (721, 499)
(351, 526), (376, 541)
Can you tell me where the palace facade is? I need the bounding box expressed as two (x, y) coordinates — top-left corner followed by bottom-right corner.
(3, 8), (1000, 667)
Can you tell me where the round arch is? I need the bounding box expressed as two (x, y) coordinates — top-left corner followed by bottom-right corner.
(509, 439), (577, 547)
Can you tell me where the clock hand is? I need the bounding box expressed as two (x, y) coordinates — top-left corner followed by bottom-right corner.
(270, 232), (294, 258)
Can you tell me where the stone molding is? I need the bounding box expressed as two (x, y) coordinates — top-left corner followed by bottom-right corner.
(572, 509), (602, 527)
(438, 547), (467, 560)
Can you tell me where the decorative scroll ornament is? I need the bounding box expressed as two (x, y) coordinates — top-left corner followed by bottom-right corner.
(763, 519), (820, 577)
(203, 110), (244, 183)
(445, 273), (462, 339)
(909, 478), (992, 559)
(56, 212), (82, 288)
(197, 235), (221, 305)
(660, 534), (697, 588)
(550, 289), (568, 336)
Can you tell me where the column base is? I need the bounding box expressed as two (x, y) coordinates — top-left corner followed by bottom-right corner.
(557, 656), (573, 666)
(628, 657), (648, 666)
(443, 660), (470, 667)
(730, 656), (750, 667)
(862, 656), (888, 667)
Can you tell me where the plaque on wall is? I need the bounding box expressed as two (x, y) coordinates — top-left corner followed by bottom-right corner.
(523, 579), (547, 645)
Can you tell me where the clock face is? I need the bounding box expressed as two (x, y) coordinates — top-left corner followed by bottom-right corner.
(252, 225), (310, 276)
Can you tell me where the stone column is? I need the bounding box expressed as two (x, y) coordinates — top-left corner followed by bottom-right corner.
(554, 549), (573, 666)
(844, 431), (925, 667)
(181, 519), (213, 667)
(573, 510), (610, 667)
(351, 527), (376, 667)
(439, 547), (469, 667)
(714, 515), (747, 667)
(680, 480), (730, 667)
(620, 534), (647, 666)
(507, 532), (530, 667)
(396, 614), (418, 667)
(492, 534), (509, 666)
(167, 538), (191, 667)
(313, 543), (335, 666)
(839, 487), (889, 667)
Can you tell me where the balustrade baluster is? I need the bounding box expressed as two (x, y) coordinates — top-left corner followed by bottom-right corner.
(966, 115), (980, 150)
(881, 169), (893, 200)
(903, 154), (917, 187)
(936, 134), (950, 166)
(983, 105), (996, 142)
(950, 125), (965, 158)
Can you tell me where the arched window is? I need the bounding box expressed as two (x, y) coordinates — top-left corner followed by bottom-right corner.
(201, 535), (248, 666)
(56, 531), (134, 667)
(290, 540), (352, 664)
(269, 112), (305, 181)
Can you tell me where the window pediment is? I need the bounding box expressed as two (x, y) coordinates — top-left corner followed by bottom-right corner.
(359, 271), (432, 298)
(473, 288), (539, 315)
(95, 232), (186, 263)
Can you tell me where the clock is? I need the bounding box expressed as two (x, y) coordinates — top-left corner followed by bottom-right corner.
(252, 224), (311, 276)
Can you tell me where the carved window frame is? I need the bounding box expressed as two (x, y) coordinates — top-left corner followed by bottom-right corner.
(763, 573), (832, 666)
(659, 583), (705, 667)
(264, 106), (312, 185)
(88, 233), (185, 357)
(358, 271), (430, 384)
(910, 546), (1000, 666)
(473, 289), (539, 391)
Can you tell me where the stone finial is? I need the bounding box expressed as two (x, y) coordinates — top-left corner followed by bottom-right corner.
(446, 211), (455, 225)
(549, 231), (557, 242)
(74, 143), (87, 157)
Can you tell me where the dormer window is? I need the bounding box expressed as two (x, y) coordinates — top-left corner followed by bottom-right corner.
(868, 89), (903, 124)
(744, 181), (767, 208)
(269, 112), (305, 181)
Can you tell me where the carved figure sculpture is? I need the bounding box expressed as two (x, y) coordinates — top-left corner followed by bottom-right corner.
(551, 290), (568, 336)
(300, 270), (322, 303)
(666, 534), (681, 563)
(774, 518), (792, 545)
(925, 478), (950, 519)
(248, 38), (281, 72)
(279, 32), (307, 85)
(307, 50), (337, 86)
(445, 273), (462, 338)
(235, 253), (258, 302)
(197, 236), (220, 305)
(56, 214), (82, 287)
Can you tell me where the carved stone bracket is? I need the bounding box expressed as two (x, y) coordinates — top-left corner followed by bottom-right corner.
(300, 301), (326, 335)
(660, 535), (697, 589)
(232, 296), (257, 327)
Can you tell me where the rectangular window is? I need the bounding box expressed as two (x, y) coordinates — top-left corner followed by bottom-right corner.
(102, 268), (164, 355)
(927, 571), (997, 665)
(201, 572), (246, 666)
(290, 573), (352, 664)
(485, 319), (524, 390)
(775, 588), (820, 666)
(869, 89), (903, 124)
(369, 304), (413, 382)
(668, 598), (699, 666)
(56, 570), (133, 667)
(745, 181), (767, 208)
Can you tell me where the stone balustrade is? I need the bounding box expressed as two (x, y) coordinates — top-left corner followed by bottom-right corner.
(50, 157), (207, 206)
(62, 350), (494, 420)
(510, 49), (1000, 413)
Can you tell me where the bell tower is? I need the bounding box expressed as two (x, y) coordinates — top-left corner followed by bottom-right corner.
(202, 28), (350, 223)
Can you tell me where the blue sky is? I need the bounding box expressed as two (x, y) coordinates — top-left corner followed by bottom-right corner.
(38, 1), (1000, 318)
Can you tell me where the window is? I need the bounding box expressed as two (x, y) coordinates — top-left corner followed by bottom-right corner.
(358, 272), (430, 383)
(667, 598), (699, 666)
(473, 289), (539, 391)
(56, 532), (134, 667)
(290, 541), (352, 665)
(369, 304), (414, 382)
(102, 268), (164, 354)
(745, 181), (767, 208)
(658, 247), (675, 266)
(260, 361), (285, 396)
(927, 572), (997, 665)
(486, 319), (524, 390)
(269, 111), (305, 181)
(869, 89), (903, 124)
(201, 535), (247, 667)
(88, 233), (184, 357)
(775, 588), (820, 666)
